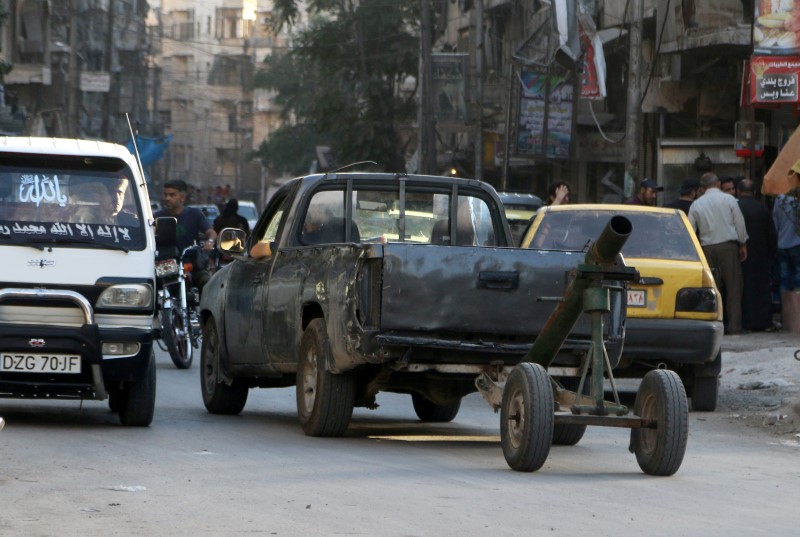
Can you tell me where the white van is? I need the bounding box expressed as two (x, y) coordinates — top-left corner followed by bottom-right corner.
(0, 137), (157, 425)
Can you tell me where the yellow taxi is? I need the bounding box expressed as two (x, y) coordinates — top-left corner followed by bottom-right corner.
(521, 204), (724, 411)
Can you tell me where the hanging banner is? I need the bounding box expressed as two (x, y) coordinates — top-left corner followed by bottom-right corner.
(578, 11), (606, 100)
(517, 71), (573, 159)
(431, 53), (470, 124)
(749, 55), (800, 104)
(754, 1), (800, 55)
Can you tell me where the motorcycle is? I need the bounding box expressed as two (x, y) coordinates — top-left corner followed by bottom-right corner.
(155, 243), (205, 369)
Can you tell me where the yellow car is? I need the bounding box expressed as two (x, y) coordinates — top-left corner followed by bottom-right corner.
(521, 204), (724, 411)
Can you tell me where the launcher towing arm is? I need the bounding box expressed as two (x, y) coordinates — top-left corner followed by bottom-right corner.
(475, 215), (689, 475)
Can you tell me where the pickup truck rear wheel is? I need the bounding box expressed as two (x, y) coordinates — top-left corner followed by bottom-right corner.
(690, 351), (721, 411)
(411, 393), (461, 422)
(296, 318), (355, 437)
(552, 377), (587, 446)
(500, 363), (554, 472)
(630, 369), (688, 476)
(118, 349), (156, 427)
(201, 318), (248, 415)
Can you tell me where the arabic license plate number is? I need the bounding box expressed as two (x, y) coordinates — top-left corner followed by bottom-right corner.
(1, 353), (82, 374)
(627, 289), (646, 307)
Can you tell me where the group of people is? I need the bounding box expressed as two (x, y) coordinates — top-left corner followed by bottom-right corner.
(541, 168), (800, 335)
(663, 170), (799, 334)
(154, 180), (256, 292)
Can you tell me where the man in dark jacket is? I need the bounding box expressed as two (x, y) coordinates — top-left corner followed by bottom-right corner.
(664, 178), (700, 215)
(737, 179), (778, 331)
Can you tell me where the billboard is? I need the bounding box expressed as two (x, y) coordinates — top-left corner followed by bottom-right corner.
(517, 71), (573, 159)
(431, 53), (469, 124)
(754, 1), (800, 55)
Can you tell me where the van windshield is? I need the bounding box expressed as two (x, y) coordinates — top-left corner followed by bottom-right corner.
(0, 154), (147, 251)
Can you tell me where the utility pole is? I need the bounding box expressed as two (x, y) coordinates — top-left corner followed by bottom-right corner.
(102, 0), (115, 141)
(623, 0), (643, 197)
(474, 0), (484, 181)
(67, 0), (79, 137)
(419, 0), (436, 174)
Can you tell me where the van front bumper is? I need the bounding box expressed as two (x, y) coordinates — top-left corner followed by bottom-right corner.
(0, 288), (154, 400)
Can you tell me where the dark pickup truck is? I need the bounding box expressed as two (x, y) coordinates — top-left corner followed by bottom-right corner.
(199, 172), (626, 437)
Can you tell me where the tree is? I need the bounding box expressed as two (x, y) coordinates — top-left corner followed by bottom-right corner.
(252, 0), (420, 173)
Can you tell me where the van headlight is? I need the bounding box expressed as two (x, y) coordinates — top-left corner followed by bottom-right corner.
(97, 284), (154, 309)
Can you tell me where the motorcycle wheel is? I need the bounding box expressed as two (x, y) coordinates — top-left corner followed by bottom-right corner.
(162, 306), (193, 369)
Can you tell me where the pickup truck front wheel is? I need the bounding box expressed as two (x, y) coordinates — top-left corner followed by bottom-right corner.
(201, 318), (248, 415)
(297, 318), (355, 437)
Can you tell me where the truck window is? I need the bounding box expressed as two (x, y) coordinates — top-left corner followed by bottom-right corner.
(351, 187), (498, 246)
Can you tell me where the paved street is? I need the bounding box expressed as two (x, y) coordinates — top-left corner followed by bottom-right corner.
(0, 343), (798, 536)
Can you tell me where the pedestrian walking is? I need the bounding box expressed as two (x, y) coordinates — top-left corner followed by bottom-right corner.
(688, 172), (749, 334)
(773, 160), (800, 332)
(737, 179), (778, 331)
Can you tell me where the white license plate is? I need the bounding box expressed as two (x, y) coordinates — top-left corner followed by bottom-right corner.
(627, 289), (646, 307)
(1, 353), (82, 374)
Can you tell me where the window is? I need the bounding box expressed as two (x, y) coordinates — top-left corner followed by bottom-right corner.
(297, 184), (499, 246)
(207, 55), (253, 86)
(0, 156), (146, 251)
(215, 8), (242, 39)
(159, 110), (172, 132)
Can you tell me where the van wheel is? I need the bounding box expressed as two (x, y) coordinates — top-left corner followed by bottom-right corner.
(296, 318), (355, 437)
(201, 317), (248, 415)
(108, 389), (122, 413)
(119, 350), (156, 427)
(411, 393), (461, 422)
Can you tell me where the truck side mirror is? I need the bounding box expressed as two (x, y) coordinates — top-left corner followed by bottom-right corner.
(154, 216), (179, 260)
(219, 227), (246, 255)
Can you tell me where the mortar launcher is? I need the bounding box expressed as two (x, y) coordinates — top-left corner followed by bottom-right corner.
(477, 215), (690, 475)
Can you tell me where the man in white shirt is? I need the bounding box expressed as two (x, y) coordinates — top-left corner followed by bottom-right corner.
(688, 172), (749, 334)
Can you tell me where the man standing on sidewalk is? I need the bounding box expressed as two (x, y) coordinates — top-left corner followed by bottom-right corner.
(688, 172), (749, 334)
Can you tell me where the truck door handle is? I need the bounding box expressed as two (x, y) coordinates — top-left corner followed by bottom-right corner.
(478, 271), (518, 290)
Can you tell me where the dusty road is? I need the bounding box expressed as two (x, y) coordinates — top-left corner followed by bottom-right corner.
(0, 338), (798, 537)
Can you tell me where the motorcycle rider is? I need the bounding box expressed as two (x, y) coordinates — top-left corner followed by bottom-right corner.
(154, 179), (217, 290)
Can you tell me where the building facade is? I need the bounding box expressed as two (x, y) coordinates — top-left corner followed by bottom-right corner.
(0, 0), (149, 143)
(148, 0), (304, 203)
(433, 0), (781, 204)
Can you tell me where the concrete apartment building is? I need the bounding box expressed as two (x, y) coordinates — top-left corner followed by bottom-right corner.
(149, 0), (305, 204)
(0, 0), (149, 142)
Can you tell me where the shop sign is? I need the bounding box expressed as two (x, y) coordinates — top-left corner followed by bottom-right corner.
(517, 71), (573, 159)
(749, 56), (800, 104)
(80, 72), (110, 93)
(753, 1), (800, 56)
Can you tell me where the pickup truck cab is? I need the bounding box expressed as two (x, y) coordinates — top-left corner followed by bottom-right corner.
(0, 137), (157, 425)
(201, 172), (625, 436)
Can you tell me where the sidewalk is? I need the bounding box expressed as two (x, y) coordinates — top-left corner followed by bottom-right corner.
(718, 330), (800, 441)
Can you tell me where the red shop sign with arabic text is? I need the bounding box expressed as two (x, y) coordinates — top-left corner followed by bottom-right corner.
(750, 55), (800, 104)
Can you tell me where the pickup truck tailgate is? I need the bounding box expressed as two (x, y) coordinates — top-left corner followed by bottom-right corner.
(380, 244), (597, 338)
